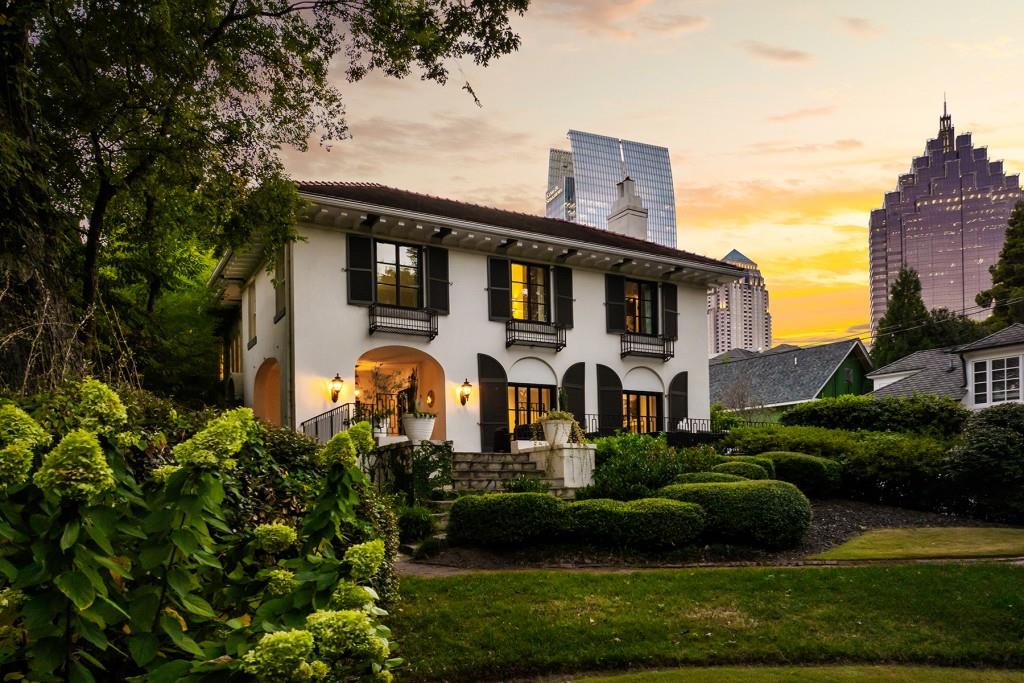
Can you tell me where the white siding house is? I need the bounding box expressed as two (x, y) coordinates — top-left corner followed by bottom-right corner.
(210, 181), (742, 453)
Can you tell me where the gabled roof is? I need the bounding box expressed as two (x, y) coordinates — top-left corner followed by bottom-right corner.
(297, 182), (736, 271)
(868, 347), (965, 400)
(710, 339), (872, 407)
(955, 323), (1024, 353)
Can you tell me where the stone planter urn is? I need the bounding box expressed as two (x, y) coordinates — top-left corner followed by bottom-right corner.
(541, 419), (573, 448)
(402, 413), (436, 444)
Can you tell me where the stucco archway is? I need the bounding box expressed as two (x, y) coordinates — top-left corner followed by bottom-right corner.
(623, 366), (665, 394)
(355, 346), (446, 440)
(253, 358), (282, 426)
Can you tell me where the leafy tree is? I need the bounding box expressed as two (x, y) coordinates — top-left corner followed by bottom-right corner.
(872, 268), (932, 367)
(977, 200), (1024, 326)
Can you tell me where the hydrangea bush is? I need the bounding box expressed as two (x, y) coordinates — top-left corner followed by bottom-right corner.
(0, 380), (399, 681)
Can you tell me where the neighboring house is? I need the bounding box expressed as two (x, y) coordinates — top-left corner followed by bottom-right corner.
(210, 180), (743, 453)
(867, 324), (1024, 410)
(709, 340), (872, 419)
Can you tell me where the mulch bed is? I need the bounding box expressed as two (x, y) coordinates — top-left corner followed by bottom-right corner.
(402, 499), (1000, 574)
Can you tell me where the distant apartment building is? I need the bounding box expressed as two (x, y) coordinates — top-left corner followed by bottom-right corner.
(869, 103), (1023, 332)
(707, 249), (772, 356)
(546, 130), (677, 248)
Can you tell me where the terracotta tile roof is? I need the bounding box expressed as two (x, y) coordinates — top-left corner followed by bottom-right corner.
(296, 181), (738, 270)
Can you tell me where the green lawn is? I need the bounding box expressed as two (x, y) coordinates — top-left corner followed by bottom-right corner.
(577, 666), (1024, 682)
(390, 564), (1024, 682)
(814, 527), (1024, 560)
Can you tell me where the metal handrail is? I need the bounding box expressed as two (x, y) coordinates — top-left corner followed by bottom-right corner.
(369, 303), (438, 340)
(506, 318), (566, 351)
(620, 332), (674, 361)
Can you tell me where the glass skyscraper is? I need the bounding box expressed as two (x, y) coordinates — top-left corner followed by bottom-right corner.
(546, 130), (677, 248)
(870, 105), (1023, 332)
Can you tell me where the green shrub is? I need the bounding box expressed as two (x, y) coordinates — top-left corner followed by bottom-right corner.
(710, 402), (745, 431)
(398, 505), (436, 543)
(447, 493), (566, 546)
(504, 475), (550, 493)
(566, 498), (626, 543)
(676, 472), (747, 484)
(658, 480), (812, 549)
(947, 403), (1024, 522)
(722, 424), (860, 460)
(759, 451), (842, 497)
(721, 455), (776, 478)
(842, 432), (951, 509)
(566, 498), (704, 549)
(587, 435), (723, 500)
(780, 394), (968, 439)
(711, 461), (768, 479)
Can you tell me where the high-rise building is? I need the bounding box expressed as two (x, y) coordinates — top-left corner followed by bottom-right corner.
(870, 104), (1023, 332)
(546, 130), (677, 248)
(707, 249), (772, 356)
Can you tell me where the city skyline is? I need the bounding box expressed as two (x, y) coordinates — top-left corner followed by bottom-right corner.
(280, 0), (1024, 345)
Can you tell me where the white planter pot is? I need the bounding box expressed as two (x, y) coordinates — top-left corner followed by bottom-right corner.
(541, 419), (573, 447)
(402, 414), (436, 444)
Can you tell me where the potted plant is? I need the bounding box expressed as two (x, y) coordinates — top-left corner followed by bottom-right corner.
(401, 370), (436, 444)
(540, 410), (576, 447)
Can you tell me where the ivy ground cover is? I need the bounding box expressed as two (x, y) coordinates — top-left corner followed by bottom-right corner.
(391, 564), (1024, 682)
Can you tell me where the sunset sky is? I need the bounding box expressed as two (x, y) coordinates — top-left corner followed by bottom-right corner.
(281, 0), (1024, 345)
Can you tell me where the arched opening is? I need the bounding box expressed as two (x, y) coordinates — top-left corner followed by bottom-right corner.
(622, 366), (664, 434)
(253, 358), (282, 426)
(354, 346), (446, 441)
(507, 357), (558, 440)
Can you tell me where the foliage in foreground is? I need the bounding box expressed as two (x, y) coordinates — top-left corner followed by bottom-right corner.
(0, 380), (400, 681)
(780, 394), (969, 439)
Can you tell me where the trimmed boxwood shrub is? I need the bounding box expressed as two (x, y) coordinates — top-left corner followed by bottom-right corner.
(842, 432), (951, 509)
(566, 498), (704, 549)
(676, 472), (747, 484)
(711, 461), (768, 480)
(448, 493), (566, 546)
(722, 424), (861, 460)
(658, 480), (811, 549)
(723, 455), (776, 478)
(759, 451), (842, 497)
(780, 394), (967, 439)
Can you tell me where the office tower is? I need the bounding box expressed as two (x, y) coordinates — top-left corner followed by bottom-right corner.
(546, 130), (677, 248)
(707, 249), (772, 355)
(870, 103), (1023, 331)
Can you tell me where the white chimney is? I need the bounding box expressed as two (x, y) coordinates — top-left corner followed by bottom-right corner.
(607, 177), (648, 242)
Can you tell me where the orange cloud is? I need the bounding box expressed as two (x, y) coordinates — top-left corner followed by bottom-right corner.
(741, 41), (813, 64)
(767, 105), (837, 123)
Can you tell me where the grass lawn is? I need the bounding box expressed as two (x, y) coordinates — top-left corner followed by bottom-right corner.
(813, 527), (1024, 560)
(576, 665), (1024, 682)
(390, 564), (1024, 682)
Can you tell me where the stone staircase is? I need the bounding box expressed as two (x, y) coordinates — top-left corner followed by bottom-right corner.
(452, 452), (576, 499)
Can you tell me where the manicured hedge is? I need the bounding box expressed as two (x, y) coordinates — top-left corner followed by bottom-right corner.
(712, 461), (768, 480)
(676, 472), (747, 484)
(722, 424), (861, 461)
(758, 451), (842, 497)
(841, 432), (951, 509)
(447, 493), (565, 546)
(658, 480), (812, 549)
(780, 394), (968, 439)
(721, 455), (776, 478)
(947, 403), (1024, 522)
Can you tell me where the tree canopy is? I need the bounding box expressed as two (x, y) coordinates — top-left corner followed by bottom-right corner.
(977, 200), (1024, 326)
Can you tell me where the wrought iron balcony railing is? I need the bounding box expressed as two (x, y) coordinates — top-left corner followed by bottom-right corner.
(368, 303), (438, 340)
(506, 319), (566, 351)
(620, 332), (674, 360)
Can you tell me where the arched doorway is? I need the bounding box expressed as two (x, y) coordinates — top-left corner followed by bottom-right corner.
(254, 358), (282, 426)
(354, 346), (445, 441)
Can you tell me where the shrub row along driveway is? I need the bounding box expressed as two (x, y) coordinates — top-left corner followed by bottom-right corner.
(391, 564), (1024, 682)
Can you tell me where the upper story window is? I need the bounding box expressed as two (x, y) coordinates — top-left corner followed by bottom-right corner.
(624, 279), (658, 335)
(375, 241), (421, 309)
(511, 262), (548, 322)
(974, 356), (1021, 405)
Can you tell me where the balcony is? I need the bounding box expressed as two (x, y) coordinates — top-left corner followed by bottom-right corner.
(369, 303), (438, 340)
(506, 319), (566, 351)
(620, 332), (674, 360)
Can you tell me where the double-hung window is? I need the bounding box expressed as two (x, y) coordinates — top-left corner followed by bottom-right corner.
(511, 262), (549, 322)
(624, 279), (658, 335)
(375, 241), (421, 308)
(974, 356), (1022, 405)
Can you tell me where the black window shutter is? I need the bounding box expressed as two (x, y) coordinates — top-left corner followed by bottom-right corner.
(668, 372), (689, 429)
(662, 283), (678, 340)
(561, 362), (585, 425)
(488, 257), (511, 321)
(554, 266), (574, 328)
(477, 353), (509, 452)
(426, 246), (450, 314)
(596, 364), (622, 434)
(346, 234), (374, 305)
(605, 274), (625, 333)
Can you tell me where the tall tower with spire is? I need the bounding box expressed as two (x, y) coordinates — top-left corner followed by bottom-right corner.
(707, 249), (772, 356)
(868, 104), (1023, 333)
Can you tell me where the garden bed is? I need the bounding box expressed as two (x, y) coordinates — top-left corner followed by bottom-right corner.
(403, 499), (1000, 572)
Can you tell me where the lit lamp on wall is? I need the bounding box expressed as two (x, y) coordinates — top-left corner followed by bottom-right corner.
(459, 379), (473, 406)
(329, 374), (344, 403)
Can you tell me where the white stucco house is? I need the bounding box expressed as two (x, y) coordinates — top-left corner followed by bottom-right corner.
(210, 180), (743, 453)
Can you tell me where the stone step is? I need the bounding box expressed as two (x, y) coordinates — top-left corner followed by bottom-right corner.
(453, 478), (504, 492)
(426, 499), (456, 511)
(431, 512), (448, 530)
(453, 452), (533, 464)
(453, 460), (538, 473)
(452, 468), (543, 481)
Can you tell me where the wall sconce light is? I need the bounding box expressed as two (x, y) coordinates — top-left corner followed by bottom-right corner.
(330, 374), (344, 403)
(459, 379), (472, 406)
(425, 390), (435, 408)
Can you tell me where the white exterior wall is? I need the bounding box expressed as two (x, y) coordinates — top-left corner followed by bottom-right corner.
(869, 371), (916, 392)
(962, 344), (1024, 410)
(239, 260), (292, 425)
(288, 223), (712, 451)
